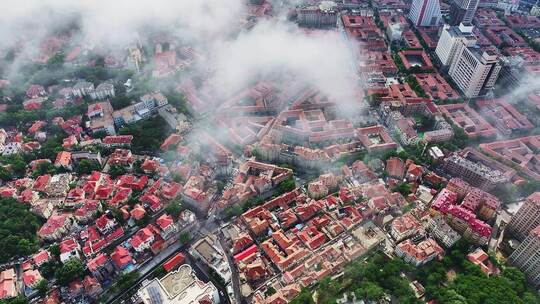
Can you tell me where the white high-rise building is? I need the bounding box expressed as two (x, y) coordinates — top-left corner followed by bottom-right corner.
(508, 225), (540, 287)
(508, 193), (540, 241)
(435, 23), (477, 66)
(448, 46), (501, 98)
(408, 0), (442, 26)
(449, 0), (480, 25)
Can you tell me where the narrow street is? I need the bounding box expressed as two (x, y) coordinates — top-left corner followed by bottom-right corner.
(217, 229), (245, 304)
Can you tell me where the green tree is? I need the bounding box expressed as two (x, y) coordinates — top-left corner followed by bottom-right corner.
(113, 271), (140, 292)
(265, 286), (276, 296)
(223, 204), (243, 220)
(46, 52), (65, 69)
(522, 292), (540, 304)
(54, 258), (84, 285)
(36, 279), (49, 297)
(0, 295), (29, 304)
(39, 261), (57, 279)
(0, 166), (13, 182)
(0, 198), (41, 263)
(33, 161), (56, 177)
(92, 130), (108, 139)
(289, 288), (314, 304)
(179, 232), (191, 245)
(108, 164), (127, 179)
(10, 158), (27, 177)
(165, 91), (190, 114)
(38, 136), (64, 160)
(164, 200), (184, 217)
(501, 267), (526, 295)
(118, 116), (171, 153)
(277, 177), (295, 194)
(355, 281), (384, 300)
(110, 96), (132, 110)
(76, 159), (100, 175)
(108, 206), (127, 225)
(392, 183), (412, 196)
(49, 244), (60, 258)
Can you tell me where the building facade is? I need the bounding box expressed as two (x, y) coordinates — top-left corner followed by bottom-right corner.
(449, 0), (480, 25)
(508, 225), (540, 287)
(408, 0), (442, 26)
(508, 193), (540, 241)
(137, 264), (220, 303)
(297, 1), (338, 28)
(448, 46), (501, 97)
(435, 23), (477, 67)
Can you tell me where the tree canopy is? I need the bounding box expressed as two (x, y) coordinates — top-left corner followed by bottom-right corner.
(55, 258), (84, 286)
(291, 253), (419, 304)
(119, 116), (171, 153)
(415, 241), (540, 304)
(0, 198), (41, 263)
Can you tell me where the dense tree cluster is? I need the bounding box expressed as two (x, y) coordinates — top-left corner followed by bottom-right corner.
(405, 75), (427, 98)
(164, 91), (191, 114)
(119, 116), (171, 153)
(276, 176), (296, 194)
(290, 246), (540, 304)
(111, 271), (140, 293)
(416, 241), (539, 304)
(164, 199), (185, 218)
(55, 258), (84, 286)
(291, 253), (419, 304)
(0, 198), (42, 263)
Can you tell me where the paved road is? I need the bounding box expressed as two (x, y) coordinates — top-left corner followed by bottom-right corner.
(217, 229), (245, 304)
(104, 212), (226, 304)
(103, 241), (184, 304)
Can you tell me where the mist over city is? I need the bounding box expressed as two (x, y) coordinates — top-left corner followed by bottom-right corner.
(0, 0), (540, 304)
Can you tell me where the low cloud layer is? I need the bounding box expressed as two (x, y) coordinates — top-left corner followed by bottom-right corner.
(0, 0), (244, 49)
(209, 21), (358, 106)
(0, 0), (361, 111)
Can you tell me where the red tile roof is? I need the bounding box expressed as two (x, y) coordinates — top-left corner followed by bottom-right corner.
(163, 253), (185, 272)
(140, 159), (159, 172)
(59, 238), (79, 254)
(160, 134), (182, 151)
(22, 269), (42, 287)
(87, 253), (108, 272)
(33, 250), (50, 266)
(111, 246), (132, 269)
(54, 151), (72, 167)
(156, 214), (174, 231)
(38, 214), (69, 237)
(103, 135), (133, 145)
(130, 227), (154, 250)
(33, 174), (51, 192)
(130, 204), (146, 220)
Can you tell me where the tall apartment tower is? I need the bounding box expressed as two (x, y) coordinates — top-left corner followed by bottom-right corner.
(408, 0), (442, 26)
(508, 225), (540, 287)
(435, 23), (477, 67)
(508, 192), (540, 241)
(297, 2), (338, 28)
(448, 46), (501, 97)
(449, 0), (480, 25)
(519, 0), (540, 13)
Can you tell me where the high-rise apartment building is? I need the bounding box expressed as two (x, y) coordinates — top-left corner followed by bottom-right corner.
(519, 0), (540, 13)
(408, 0), (442, 26)
(449, 0), (480, 25)
(297, 1), (339, 28)
(508, 225), (540, 287)
(508, 192), (540, 241)
(448, 46), (501, 97)
(435, 23), (477, 66)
